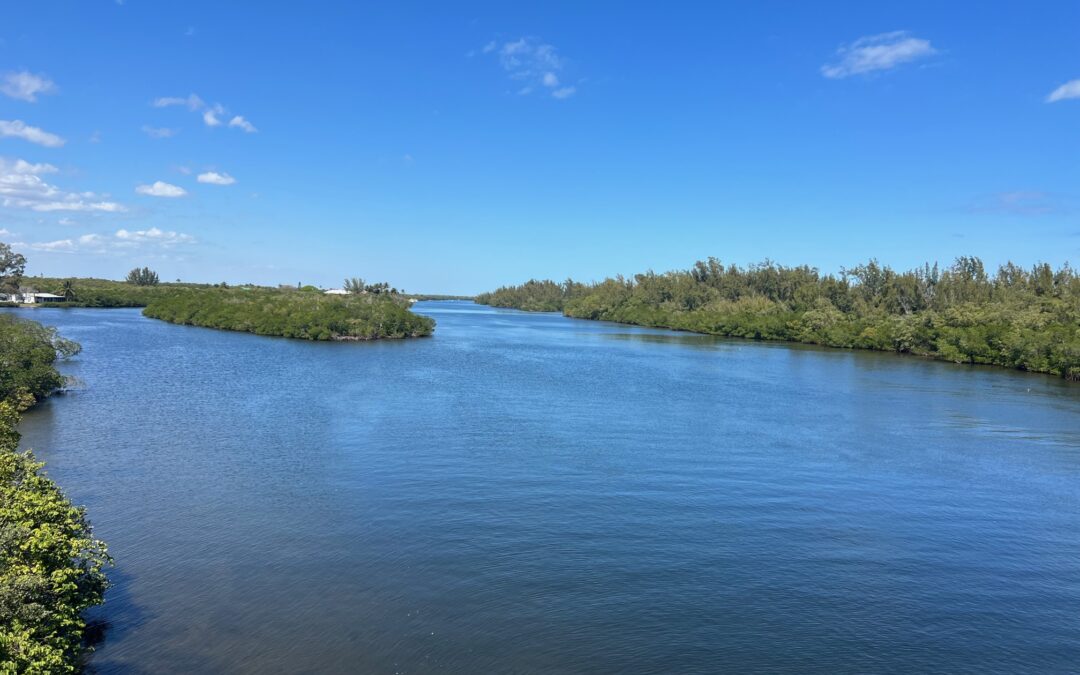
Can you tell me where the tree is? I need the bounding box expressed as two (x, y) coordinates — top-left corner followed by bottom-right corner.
(59, 279), (76, 302)
(125, 267), (159, 286)
(1, 402), (110, 673)
(343, 277), (366, 294)
(0, 242), (27, 295)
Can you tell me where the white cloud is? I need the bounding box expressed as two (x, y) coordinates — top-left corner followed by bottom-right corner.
(0, 228), (11, 236)
(1046, 79), (1080, 103)
(0, 157), (124, 212)
(115, 227), (195, 245)
(1, 71), (57, 102)
(135, 181), (187, 198)
(58, 217), (75, 225)
(142, 125), (178, 138)
(228, 115), (257, 133)
(197, 171), (236, 185)
(7, 159), (57, 175)
(485, 37), (578, 99)
(152, 94), (255, 132)
(14, 228), (196, 254)
(0, 119), (66, 147)
(22, 238), (75, 252)
(821, 31), (937, 79)
(153, 93), (204, 110)
(203, 103), (224, 127)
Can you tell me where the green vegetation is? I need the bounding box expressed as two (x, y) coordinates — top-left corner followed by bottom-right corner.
(477, 257), (1080, 380)
(0, 316), (109, 673)
(475, 279), (587, 312)
(15, 277), (211, 308)
(0, 315), (81, 405)
(342, 278), (399, 295)
(407, 293), (475, 301)
(143, 286), (435, 340)
(124, 267), (160, 287)
(0, 244), (27, 297)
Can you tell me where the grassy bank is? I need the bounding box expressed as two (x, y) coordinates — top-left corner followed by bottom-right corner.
(0, 314), (110, 673)
(142, 286), (435, 340)
(476, 257), (1080, 380)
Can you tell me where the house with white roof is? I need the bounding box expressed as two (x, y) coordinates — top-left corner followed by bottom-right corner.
(22, 292), (65, 304)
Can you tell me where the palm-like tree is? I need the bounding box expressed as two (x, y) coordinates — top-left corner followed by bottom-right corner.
(59, 279), (76, 302)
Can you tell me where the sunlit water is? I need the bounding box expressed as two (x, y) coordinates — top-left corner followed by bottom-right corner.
(11, 302), (1080, 673)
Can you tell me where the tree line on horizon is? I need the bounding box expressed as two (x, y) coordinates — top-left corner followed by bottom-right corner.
(475, 256), (1080, 380)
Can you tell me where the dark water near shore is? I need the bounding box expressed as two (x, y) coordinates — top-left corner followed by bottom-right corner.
(12, 302), (1080, 673)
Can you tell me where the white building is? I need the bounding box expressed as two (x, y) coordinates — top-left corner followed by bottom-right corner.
(324, 288), (350, 295)
(22, 292), (65, 304)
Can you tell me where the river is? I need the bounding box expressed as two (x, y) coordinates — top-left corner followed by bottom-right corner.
(14, 302), (1080, 673)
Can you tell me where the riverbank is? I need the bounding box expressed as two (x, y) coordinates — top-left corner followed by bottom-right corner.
(0, 313), (109, 673)
(476, 258), (1080, 380)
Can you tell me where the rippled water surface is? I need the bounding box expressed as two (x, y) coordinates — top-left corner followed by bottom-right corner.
(13, 302), (1080, 673)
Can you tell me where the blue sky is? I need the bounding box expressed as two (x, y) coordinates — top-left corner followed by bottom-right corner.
(1, 1), (1077, 294)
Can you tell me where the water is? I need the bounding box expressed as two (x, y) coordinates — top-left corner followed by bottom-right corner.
(11, 302), (1080, 674)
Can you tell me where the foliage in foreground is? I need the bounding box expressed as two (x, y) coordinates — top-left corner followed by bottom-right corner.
(143, 287), (435, 340)
(0, 318), (108, 673)
(477, 257), (1080, 380)
(0, 315), (81, 406)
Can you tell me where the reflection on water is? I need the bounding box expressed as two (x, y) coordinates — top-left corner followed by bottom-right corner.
(600, 330), (732, 349)
(10, 303), (1080, 674)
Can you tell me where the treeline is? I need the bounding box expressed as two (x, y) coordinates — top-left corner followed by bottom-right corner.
(0, 314), (110, 672)
(475, 279), (589, 312)
(14, 277), (212, 308)
(143, 287), (435, 340)
(476, 257), (1080, 380)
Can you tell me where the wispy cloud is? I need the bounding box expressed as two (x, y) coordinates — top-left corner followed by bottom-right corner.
(135, 181), (187, 198)
(197, 171), (235, 185)
(1046, 79), (1080, 103)
(115, 227), (195, 245)
(971, 191), (1067, 216)
(0, 156), (124, 212)
(152, 93), (256, 131)
(203, 103), (224, 127)
(142, 125), (178, 139)
(153, 93), (204, 110)
(821, 31), (937, 79)
(0, 71), (57, 102)
(14, 228), (196, 254)
(19, 238), (76, 252)
(228, 115), (257, 133)
(0, 119), (66, 147)
(484, 37), (578, 99)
